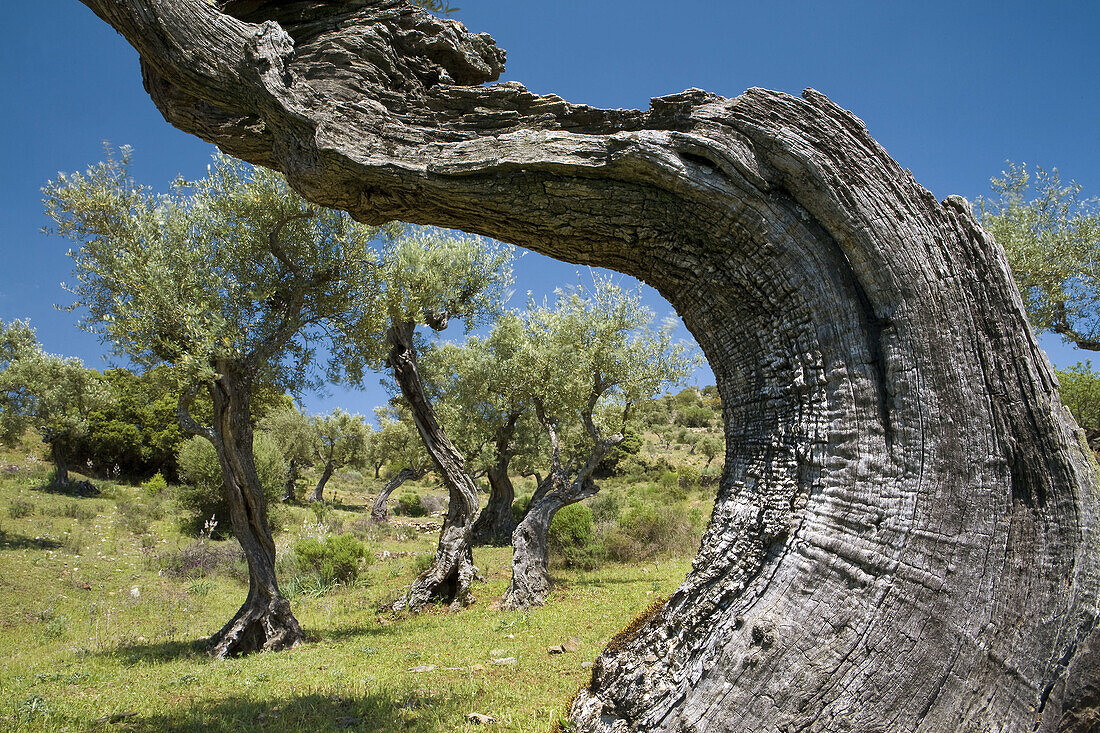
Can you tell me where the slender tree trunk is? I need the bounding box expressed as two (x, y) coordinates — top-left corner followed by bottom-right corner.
(370, 466), (422, 522)
(77, 2), (1100, 727)
(470, 461), (516, 546)
(281, 457), (298, 503)
(386, 322), (480, 611)
(307, 461), (333, 503)
(205, 364), (303, 657)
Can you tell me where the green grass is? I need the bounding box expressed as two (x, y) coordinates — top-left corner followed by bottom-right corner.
(0, 440), (693, 732)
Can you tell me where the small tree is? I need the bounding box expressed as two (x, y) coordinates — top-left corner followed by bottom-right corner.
(44, 149), (383, 656)
(422, 313), (544, 545)
(501, 278), (698, 609)
(368, 405), (432, 521)
(980, 163), (1100, 350)
(338, 226), (513, 610)
(306, 408), (370, 502)
(257, 405), (315, 502)
(0, 320), (107, 486)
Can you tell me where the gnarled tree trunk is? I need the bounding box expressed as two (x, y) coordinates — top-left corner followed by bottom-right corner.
(370, 466), (423, 522)
(201, 364), (303, 657)
(281, 456), (298, 503)
(387, 322), (480, 610)
(78, 1), (1100, 728)
(307, 461), (333, 503)
(470, 445), (517, 546)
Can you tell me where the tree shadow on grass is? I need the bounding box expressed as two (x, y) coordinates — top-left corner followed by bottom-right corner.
(0, 530), (62, 550)
(95, 688), (480, 732)
(97, 638), (210, 665)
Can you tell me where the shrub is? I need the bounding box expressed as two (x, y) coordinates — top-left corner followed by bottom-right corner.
(142, 471), (168, 496)
(293, 532), (369, 584)
(678, 465), (700, 492)
(8, 499), (34, 519)
(175, 433), (285, 535)
(115, 499), (163, 535)
(602, 504), (697, 562)
(589, 491), (622, 524)
(676, 405), (713, 428)
(512, 492), (532, 522)
(150, 540), (246, 580)
(549, 503), (595, 551)
(393, 492), (427, 517)
(549, 503), (601, 569)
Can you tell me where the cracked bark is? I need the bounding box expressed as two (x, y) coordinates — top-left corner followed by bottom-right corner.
(386, 321), (479, 610)
(202, 363), (303, 657)
(370, 466), (424, 522)
(77, 0), (1100, 728)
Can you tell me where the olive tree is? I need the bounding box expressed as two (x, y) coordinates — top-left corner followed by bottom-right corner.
(368, 404), (432, 521)
(502, 279), (697, 609)
(69, 2), (1100, 728)
(257, 405), (315, 502)
(0, 319), (107, 486)
(44, 150), (383, 657)
(338, 227), (513, 610)
(981, 163), (1100, 350)
(421, 313), (544, 546)
(306, 408), (370, 502)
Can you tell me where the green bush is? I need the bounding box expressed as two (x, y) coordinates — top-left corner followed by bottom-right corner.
(512, 492), (532, 522)
(293, 533), (369, 584)
(141, 471), (168, 496)
(589, 491), (622, 524)
(8, 499), (34, 519)
(677, 466), (700, 492)
(175, 433), (285, 535)
(393, 492), (427, 517)
(549, 503), (595, 551)
(549, 503), (601, 569)
(1058, 361), (1100, 431)
(676, 405), (713, 428)
(603, 504), (697, 562)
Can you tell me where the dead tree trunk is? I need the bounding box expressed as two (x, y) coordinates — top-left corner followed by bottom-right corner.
(370, 466), (423, 522)
(183, 365), (303, 658)
(79, 1), (1100, 727)
(386, 322), (480, 610)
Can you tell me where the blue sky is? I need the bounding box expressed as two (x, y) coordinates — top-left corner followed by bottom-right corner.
(1, 1), (1097, 417)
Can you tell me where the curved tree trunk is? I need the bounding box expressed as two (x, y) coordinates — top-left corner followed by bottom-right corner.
(470, 461), (516, 546)
(78, 1), (1100, 728)
(502, 471), (596, 610)
(370, 466), (422, 522)
(307, 461), (333, 503)
(204, 364), (303, 658)
(386, 322), (480, 611)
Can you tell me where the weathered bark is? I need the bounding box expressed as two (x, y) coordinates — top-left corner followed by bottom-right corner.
(306, 461), (333, 502)
(77, 1), (1100, 728)
(196, 364), (303, 657)
(370, 465), (423, 522)
(470, 462), (515, 546)
(386, 322), (479, 610)
(502, 406), (620, 610)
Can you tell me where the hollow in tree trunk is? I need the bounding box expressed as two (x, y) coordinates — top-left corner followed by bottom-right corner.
(307, 462), (333, 503)
(386, 322), (480, 611)
(78, 1), (1100, 727)
(370, 466), (423, 522)
(200, 364), (303, 657)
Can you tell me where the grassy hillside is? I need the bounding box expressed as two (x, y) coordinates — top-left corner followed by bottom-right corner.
(0, 414), (720, 732)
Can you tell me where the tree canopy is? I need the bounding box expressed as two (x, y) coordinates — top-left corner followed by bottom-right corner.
(981, 162), (1100, 350)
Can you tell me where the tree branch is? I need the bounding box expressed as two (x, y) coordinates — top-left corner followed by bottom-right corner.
(177, 383), (217, 443)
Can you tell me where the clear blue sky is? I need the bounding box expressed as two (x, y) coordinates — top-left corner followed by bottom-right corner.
(1, 1), (1097, 417)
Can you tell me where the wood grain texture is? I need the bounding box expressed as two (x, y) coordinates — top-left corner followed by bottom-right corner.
(76, 0), (1100, 728)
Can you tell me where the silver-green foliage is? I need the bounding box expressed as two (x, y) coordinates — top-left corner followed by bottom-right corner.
(981, 163), (1100, 350)
(44, 147), (385, 393)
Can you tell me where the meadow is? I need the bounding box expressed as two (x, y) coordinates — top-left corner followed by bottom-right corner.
(0, 429), (710, 732)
